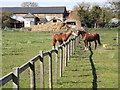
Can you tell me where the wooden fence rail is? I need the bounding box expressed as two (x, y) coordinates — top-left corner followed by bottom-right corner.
(0, 35), (80, 89)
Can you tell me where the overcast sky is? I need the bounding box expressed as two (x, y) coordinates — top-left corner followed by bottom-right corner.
(0, 0), (108, 10)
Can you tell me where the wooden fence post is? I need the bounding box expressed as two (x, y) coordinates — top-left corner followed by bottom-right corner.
(63, 44), (65, 71)
(71, 39), (73, 56)
(76, 37), (78, 48)
(40, 51), (44, 88)
(78, 36), (80, 45)
(117, 32), (118, 44)
(60, 47), (63, 77)
(77, 37), (79, 46)
(73, 39), (75, 54)
(30, 61), (36, 90)
(77, 36), (79, 46)
(75, 37), (77, 47)
(65, 43), (68, 67)
(79, 35), (81, 43)
(74, 38), (76, 52)
(48, 52), (53, 89)
(74, 37), (76, 50)
(68, 40), (70, 61)
(55, 48), (58, 82)
(13, 67), (19, 90)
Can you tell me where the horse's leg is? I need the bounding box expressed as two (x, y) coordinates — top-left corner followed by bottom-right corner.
(59, 41), (63, 45)
(89, 42), (91, 47)
(84, 40), (88, 50)
(52, 39), (57, 49)
(86, 41), (89, 50)
(97, 34), (102, 45)
(94, 40), (97, 49)
(84, 40), (86, 49)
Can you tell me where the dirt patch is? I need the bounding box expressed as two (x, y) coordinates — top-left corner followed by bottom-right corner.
(29, 22), (70, 31)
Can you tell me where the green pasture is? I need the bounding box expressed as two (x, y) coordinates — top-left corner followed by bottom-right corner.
(1, 28), (119, 88)
(54, 28), (119, 88)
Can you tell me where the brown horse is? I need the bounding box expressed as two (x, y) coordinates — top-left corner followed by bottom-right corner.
(52, 30), (77, 48)
(77, 30), (102, 50)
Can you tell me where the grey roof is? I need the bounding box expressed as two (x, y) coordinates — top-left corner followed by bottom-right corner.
(1, 7), (67, 14)
(23, 13), (36, 18)
(11, 15), (26, 21)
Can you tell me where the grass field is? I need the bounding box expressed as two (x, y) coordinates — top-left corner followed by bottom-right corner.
(54, 38), (118, 88)
(1, 28), (119, 88)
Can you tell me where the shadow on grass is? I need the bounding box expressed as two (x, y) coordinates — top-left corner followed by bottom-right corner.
(89, 46), (98, 89)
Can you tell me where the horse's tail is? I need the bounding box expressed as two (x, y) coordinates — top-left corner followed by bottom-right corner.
(97, 34), (102, 45)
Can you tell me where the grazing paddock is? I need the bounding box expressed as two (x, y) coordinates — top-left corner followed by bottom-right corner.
(2, 30), (63, 76)
(1, 28), (119, 88)
(2, 30), (76, 88)
(54, 28), (119, 88)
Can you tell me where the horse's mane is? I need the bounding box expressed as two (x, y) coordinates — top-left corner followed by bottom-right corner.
(60, 33), (63, 34)
(79, 30), (87, 34)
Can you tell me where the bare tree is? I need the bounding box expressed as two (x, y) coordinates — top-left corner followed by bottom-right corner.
(21, 2), (39, 7)
(107, 0), (120, 18)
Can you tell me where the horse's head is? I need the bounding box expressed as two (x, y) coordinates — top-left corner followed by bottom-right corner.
(77, 30), (82, 36)
(77, 30), (86, 36)
(70, 30), (77, 36)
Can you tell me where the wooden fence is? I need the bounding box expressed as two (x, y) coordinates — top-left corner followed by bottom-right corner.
(0, 35), (80, 89)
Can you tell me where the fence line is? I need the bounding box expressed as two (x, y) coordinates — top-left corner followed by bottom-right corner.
(40, 51), (44, 89)
(0, 35), (80, 89)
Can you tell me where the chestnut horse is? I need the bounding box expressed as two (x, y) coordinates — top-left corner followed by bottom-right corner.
(77, 30), (102, 50)
(52, 30), (77, 48)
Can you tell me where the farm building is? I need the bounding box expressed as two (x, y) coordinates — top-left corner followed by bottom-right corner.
(1, 6), (69, 28)
(65, 10), (81, 28)
(109, 18), (119, 24)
